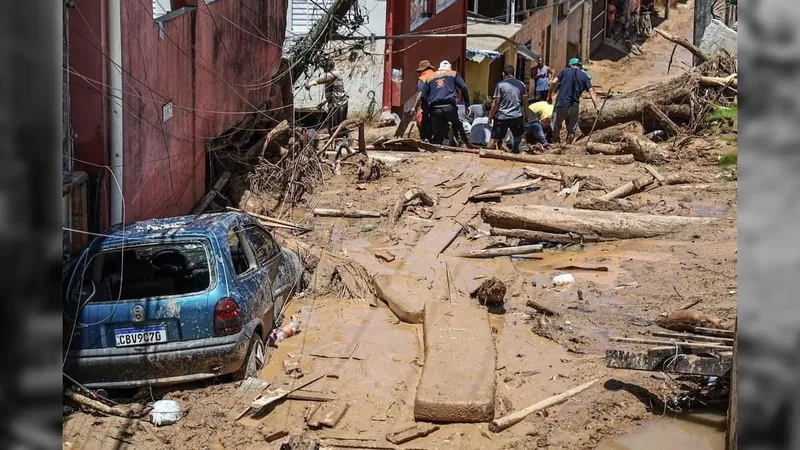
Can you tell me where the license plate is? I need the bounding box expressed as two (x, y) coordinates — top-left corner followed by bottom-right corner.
(115, 325), (167, 347)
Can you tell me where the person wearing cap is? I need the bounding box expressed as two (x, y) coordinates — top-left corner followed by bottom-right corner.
(412, 60), (436, 142)
(421, 60), (471, 146)
(488, 64), (528, 153)
(549, 57), (599, 144)
(304, 59), (349, 133)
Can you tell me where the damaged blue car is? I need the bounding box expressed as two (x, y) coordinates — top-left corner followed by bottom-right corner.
(63, 211), (304, 389)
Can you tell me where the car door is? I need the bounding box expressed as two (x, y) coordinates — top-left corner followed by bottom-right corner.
(240, 222), (287, 320)
(226, 223), (270, 334)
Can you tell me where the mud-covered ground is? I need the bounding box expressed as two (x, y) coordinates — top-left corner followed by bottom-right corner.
(63, 4), (736, 449)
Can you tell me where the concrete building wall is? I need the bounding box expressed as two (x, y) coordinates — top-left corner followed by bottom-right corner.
(289, 0), (388, 120)
(70, 0), (289, 222)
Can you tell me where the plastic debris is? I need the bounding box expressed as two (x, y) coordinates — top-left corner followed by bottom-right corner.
(150, 400), (183, 426)
(552, 273), (576, 286)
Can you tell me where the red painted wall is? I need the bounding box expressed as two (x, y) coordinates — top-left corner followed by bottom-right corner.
(384, 0), (468, 111)
(70, 0), (288, 223)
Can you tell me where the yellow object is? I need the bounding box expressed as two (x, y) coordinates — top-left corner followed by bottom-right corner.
(529, 101), (553, 120)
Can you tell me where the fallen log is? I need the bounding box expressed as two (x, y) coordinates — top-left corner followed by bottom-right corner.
(415, 141), (481, 154)
(490, 227), (612, 244)
(606, 154), (636, 165)
(481, 204), (716, 240)
(652, 28), (710, 62)
(489, 379), (598, 432)
(479, 150), (591, 168)
(698, 74), (738, 89)
(65, 390), (145, 418)
(469, 178), (541, 201)
(192, 171), (231, 214)
(647, 102), (682, 136)
(313, 208), (383, 218)
(621, 133), (668, 163)
(579, 74), (696, 130)
(390, 187), (437, 224)
(577, 121), (644, 144)
(609, 336), (730, 351)
(227, 206), (312, 232)
(585, 142), (629, 156)
(454, 244), (543, 259)
(598, 175), (656, 201)
(655, 309), (732, 333)
(250, 119), (291, 160)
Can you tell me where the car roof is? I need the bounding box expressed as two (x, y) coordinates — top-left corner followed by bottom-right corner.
(92, 212), (249, 248)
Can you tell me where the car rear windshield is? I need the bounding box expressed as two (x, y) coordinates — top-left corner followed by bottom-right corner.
(67, 241), (214, 303)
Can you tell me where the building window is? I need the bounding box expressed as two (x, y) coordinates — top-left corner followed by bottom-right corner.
(290, 0), (333, 34)
(436, 0), (457, 13)
(153, 0), (197, 19)
(411, 0), (432, 30)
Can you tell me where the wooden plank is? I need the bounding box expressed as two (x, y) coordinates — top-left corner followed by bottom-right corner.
(605, 349), (732, 377)
(695, 327), (735, 337)
(250, 373), (328, 409)
(649, 331), (734, 344)
(610, 336), (731, 351)
(726, 323), (737, 450)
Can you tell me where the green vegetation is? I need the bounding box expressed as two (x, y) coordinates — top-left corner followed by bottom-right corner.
(718, 150), (737, 167)
(705, 105), (738, 122)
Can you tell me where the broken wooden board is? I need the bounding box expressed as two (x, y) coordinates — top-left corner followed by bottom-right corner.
(410, 217), (466, 256)
(386, 422), (440, 444)
(605, 348), (733, 377)
(308, 400), (349, 429)
(250, 373), (328, 410)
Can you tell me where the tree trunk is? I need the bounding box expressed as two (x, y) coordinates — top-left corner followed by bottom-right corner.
(489, 227), (613, 243)
(647, 102), (682, 136)
(313, 208), (383, 218)
(621, 132), (668, 163)
(469, 178), (542, 201)
(598, 175), (656, 201)
(454, 244), (543, 258)
(481, 204), (716, 240)
(576, 121), (644, 144)
(579, 74), (697, 130)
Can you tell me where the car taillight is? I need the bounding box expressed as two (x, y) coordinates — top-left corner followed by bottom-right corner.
(214, 298), (242, 337)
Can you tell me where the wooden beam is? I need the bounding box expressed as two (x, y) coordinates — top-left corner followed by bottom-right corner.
(609, 336), (731, 351)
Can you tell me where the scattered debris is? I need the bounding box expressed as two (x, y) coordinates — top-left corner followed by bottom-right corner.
(64, 390), (147, 419)
(150, 400), (184, 427)
(250, 373), (329, 412)
(374, 250), (396, 262)
(468, 178), (541, 202)
(308, 401), (349, 429)
(552, 274), (576, 287)
(270, 315), (301, 346)
(526, 299), (560, 317)
(313, 208), (384, 218)
(386, 422), (441, 444)
(554, 265), (609, 272)
(655, 309), (731, 332)
(391, 187), (437, 224)
(455, 244), (543, 259)
(471, 277), (507, 306)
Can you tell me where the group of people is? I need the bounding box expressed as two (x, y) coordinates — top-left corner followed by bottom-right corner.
(413, 56), (599, 151)
(303, 56), (599, 153)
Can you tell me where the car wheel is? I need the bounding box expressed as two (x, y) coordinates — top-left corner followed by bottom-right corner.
(234, 333), (267, 381)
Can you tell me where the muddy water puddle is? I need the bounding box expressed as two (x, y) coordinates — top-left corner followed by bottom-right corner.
(598, 413), (725, 450)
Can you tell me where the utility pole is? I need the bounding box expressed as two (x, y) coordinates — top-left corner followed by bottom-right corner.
(692, 0), (712, 65)
(550, 0), (560, 67)
(290, 0), (360, 83)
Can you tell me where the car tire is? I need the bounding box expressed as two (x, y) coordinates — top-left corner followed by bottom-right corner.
(234, 332), (267, 381)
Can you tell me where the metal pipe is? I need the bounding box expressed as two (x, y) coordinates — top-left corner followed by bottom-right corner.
(108, 0), (124, 225)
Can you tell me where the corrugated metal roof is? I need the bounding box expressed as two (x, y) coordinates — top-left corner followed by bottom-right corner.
(466, 22), (522, 52)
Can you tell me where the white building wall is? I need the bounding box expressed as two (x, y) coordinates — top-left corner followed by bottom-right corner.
(286, 0), (387, 120)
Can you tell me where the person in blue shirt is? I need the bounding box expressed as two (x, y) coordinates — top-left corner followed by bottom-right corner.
(549, 57), (599, 144)
(421, 60), (471, 146)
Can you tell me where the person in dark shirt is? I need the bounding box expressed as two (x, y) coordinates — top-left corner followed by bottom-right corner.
(412, 60), (436, 142)
(549, 57), (599, 144)
(421, 60), (471, 146)
(488, 65), (529, 153)
(305, 60), (350, 133)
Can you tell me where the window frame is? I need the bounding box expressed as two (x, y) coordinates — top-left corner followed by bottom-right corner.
(241, 223), (282, 268)
(227, 226), (259, 279)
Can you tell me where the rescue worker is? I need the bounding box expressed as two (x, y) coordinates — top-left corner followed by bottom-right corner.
(420, 60), (471, 146)
(524, 100), (554, 146)
(412, 60), (436, 142)
(549, 57), (599, 144)
(304, 59), (349, 133)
